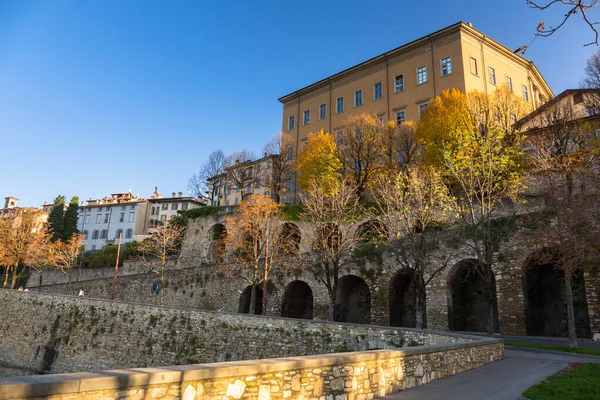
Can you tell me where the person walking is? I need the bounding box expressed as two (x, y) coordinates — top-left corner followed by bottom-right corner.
(78, 289), (85, 297)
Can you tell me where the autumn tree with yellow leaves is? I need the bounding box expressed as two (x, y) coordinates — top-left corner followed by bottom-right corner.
(417, 87), (530, 336)
(296, 130), (342, 195)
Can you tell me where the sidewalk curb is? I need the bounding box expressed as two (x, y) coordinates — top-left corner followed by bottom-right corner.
(505, 345), (600, 362)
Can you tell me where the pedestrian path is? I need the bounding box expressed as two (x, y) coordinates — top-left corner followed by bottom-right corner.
(382, 349), (599, 400)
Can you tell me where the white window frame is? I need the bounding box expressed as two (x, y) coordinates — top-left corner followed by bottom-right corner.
(394, 74), (404, 92)
(129, 212), (135, 222)
(374, 82), (383, 100)
(417, 66), (427, 85)
(489, 66), (496, 85)
(354, 89), (363, 107)
(418, 103), (429, 118)
(303, 109), (310, 125)
(288, 115), (295, 131)
(396, 110), (406, 124)
(522, 85), (529, 102)
(336, 96), (344, 113)
(470, 57), (478, 76)
(506, 76), (513, 92)
(441, 57), (452, 76)
(319, 103), (327, 120)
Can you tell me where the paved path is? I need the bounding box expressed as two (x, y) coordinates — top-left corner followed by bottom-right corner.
(383, 349), (600, 400)
(500, 334), (600, 351)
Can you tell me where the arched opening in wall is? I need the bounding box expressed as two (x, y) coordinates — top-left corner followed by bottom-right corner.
(335, 275), (371, 324)
(447, 259), (499, 333)
(238, 285), (263, 315)
(207, 224), (227, 262)
(389, 270), (426, 328)
(523, 253), (591, 338)
(355, 220), (387, 243)
(279, 223), (301, 256)
(281, 280), (313, 319)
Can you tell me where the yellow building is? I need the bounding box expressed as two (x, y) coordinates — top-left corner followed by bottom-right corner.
(278, 21), (553, 202)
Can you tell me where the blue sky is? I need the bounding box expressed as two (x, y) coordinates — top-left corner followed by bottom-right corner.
(0, 0), (597, 206)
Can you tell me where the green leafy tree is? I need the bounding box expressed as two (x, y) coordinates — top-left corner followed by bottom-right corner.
(62, 196), (79, 240)
(47, 195), (66, 242)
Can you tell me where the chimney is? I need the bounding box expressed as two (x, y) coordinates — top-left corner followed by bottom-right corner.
(178, 192), (182, 197)
(172, 192), (176, 198)
(235, 158), (240, 164)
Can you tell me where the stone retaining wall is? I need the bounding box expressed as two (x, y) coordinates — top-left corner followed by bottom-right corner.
(0, 341), (503, 400)
(0, 290), (484, 378)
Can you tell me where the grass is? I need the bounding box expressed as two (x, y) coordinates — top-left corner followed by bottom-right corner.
(522, 363), (600, 400)
(504, 341), (600, 357)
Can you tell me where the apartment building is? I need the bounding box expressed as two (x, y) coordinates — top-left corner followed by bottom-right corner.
(145, 188), (205, 234)
(278, 21), (554, 202)
(0, 196), (49, 229)
(208, 154), (295, 206)
(77, 192), (147, 251)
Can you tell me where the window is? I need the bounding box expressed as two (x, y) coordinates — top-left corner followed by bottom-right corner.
(417, 66), (427, 85)
(115, 229), (123, 239)
(506, 76), (513, 92)
(182, 203), (188, 210)
(162, 204), (168, 210)
(394, 75), (404, 92)
(160, 214), (166, 221)
(266, 160), (271, 169)
(286, 146), (293, 160)
(336, 97), (344, 113)
(374, 82), (383, 100)
(125, 229), (133, 239)
(354, 90), (363, 107)
(84, 215), (90, 224)
(100, 229), (107, 239)
(396, 110), (406, 124)
(441, 57), (452, 76)
(121, 206), (126, 211)
(319, 103), (327, 120)
(288, 115), (295, 131)
(303, 109), (310, 125)
(92, 245), (96, 250)
(96, 214), (102, 224)
(104, 214), (109, 223)
(128, 212), (135, 222)
(510, 113), (517, 124)
(255, 177), (261, 187)
(470, 57), (478, 75)
(522, 85), (529, 102)
(489, 67), (496, 85)
(265, 175), (270, 185)
(574, 93), (584, 104)
(119, 212), (125, 223)
(285, 179), (292, 191)
(83, 230), (88, 239)
(398, 151), (407, 165)
(336, 131), (343, 146)
(92, 230), (99, 240)
(171, 203), (178, 210)
(587, 107), (598, 116)
(130, 205), (136, 210)
(418, 103), (429, 118)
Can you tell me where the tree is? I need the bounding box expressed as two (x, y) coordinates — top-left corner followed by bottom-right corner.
(51, 233), (84, 286)
(188, 150), (227, 201)
(296, 130), (342, 195)
(62, 196), (79, 240)
(418, 88), (530, 336)
(526, 0), (600, 47)
(300, 180), (363, 320)
(0, 210), (53, 289)
(47, 195), (66, 242)
(372, 165), (455, 328)
(336, 114), (386, 199)
(138, 221), (186, 305)
(380, 121), (420, 173)
(218, 195), (285, 314)
(263, 132), (295, 203)
(525, 97), (600, 347)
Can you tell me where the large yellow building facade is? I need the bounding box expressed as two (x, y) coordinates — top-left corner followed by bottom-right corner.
(278, 21), (553, 202)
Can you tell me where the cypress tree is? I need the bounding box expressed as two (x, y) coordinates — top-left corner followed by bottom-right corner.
(62, 196), (79, 240)
(47, 195), (66, 242)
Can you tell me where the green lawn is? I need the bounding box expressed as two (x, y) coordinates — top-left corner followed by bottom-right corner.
(522, 363), (600, 400)
(504, 341), (600, 357)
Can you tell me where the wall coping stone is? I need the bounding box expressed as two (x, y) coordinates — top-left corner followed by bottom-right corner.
(0, 339), (502, 400)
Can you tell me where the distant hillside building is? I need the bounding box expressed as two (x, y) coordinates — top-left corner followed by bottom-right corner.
(145, 187), (205, 234)
(1, 196), (49, 229)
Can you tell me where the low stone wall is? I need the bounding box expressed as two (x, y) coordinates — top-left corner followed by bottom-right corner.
(0, 290), (486, 378)
(0, 341), (503, 400)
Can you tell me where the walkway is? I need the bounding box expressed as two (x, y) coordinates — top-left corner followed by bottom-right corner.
(383, 349), (600, 400)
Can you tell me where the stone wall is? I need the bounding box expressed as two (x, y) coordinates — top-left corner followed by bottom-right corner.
(0, 342), (503, 400)
(0, 290), (485, 378)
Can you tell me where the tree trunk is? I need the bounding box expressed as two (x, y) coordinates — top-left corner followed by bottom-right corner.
(38, 269), (43, 292)
(564, 274), (579, 348)
(414, 273), (425, 329)
(3, 267), (9, 288)
(328, 298), (335, 321)
(487, 301), (495, 337)
(11, 270), (18, 289)
(249, 284), (256, 315)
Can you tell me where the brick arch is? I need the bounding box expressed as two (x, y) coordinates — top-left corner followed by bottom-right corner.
(281, 280), (313, 319)
(335, 275), (371, 324)
(207, 223), (227, 262)
(389, 269), (425, 328)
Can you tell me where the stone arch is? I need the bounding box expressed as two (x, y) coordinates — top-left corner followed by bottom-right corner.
(281, 280), (313, 319)
(279, 222), (301, 255)
(523, 252), (591, 337)
(238, 285), (263, 315)
(355, 220), (387, 243)
(447, 259), (499, 333)
(207, 223), (227, 262)
(335, 275), (371, 324)
(389, 269), (426, 328)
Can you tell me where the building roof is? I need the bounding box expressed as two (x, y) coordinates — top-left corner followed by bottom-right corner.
(278, 21), (552, 103)
(516, 89), (600, 128)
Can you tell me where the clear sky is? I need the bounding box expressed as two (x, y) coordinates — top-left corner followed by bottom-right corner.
(0, 0), (597, 207)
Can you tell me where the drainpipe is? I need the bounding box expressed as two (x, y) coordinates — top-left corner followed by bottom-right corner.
(479, 36), (488, 95)
(429, 35), (437, 97)
(292, 93), (301, 205)
(385, 55), (391, 121)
